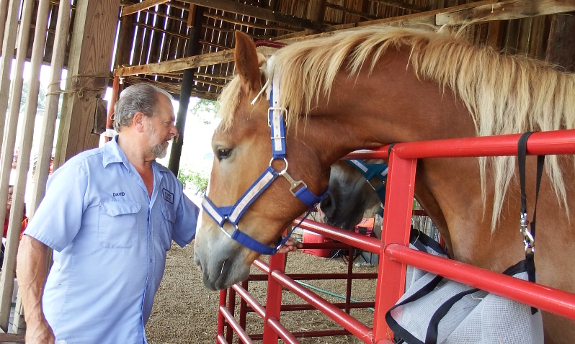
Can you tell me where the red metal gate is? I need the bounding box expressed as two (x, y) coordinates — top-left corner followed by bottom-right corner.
(216, 129), (575, 344)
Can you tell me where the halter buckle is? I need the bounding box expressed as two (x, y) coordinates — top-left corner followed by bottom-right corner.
(280, 170), (307, 196)
(267, 107), (288, 126)
(367, 178), (385, 191)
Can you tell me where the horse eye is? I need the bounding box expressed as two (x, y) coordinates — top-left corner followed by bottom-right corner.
(217, 148), (232, 160)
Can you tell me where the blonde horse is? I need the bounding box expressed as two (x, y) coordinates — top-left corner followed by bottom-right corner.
(194, 27), (575, 343)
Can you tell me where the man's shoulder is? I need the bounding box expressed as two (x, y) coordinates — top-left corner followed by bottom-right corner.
(59, 147), (105, 172)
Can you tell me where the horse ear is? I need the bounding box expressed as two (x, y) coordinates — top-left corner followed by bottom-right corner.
(234, 31), (261, 92)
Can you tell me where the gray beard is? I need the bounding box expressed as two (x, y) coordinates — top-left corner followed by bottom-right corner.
(151, 143), (168, 159)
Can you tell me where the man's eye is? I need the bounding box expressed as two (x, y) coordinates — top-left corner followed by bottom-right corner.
(217, 149), (232, 160)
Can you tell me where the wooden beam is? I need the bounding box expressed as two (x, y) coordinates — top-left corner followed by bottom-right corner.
(115, 0), (504, 77)
(437, 0), (575, 25)
(179, 0), (323, 30)
(368, 0), (427, 12)
(545, 12), (575, 71)
(203, 12), (299, 32)
(325, 3), (378, 20)
(195, 72), (233, 80)
(122, 0), (169, 16)
(283, 0), (498, 41)
(122, 76), (219, 100)
(114, 46), (277, 76)
(55, 0), (120, 165)
(133, 21), (190, 39)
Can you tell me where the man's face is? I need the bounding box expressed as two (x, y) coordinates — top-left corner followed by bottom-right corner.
(144, 94), (178, 159)
(6, 186), (13, 213)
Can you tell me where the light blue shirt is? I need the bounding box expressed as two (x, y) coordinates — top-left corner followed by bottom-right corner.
(25, 137), (199, 344)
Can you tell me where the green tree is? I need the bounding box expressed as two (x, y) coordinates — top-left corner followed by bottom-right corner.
(190, 98), (219, 125)
(19, 82), (47, 111)
(178, 169), (209, 195)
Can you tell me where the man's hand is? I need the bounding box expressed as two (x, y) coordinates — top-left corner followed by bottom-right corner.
(276, 237), (303, 254)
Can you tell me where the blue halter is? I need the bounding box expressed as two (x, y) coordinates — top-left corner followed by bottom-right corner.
(346, 160), (388, 203)
(202, 74), (327, 255)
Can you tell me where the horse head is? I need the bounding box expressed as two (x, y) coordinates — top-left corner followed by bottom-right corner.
(194, 31), (329, 290)
(320, 160), (385, 231)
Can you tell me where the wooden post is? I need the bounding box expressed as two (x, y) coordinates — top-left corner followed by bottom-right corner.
(54, 0), (121, 167)
(0, 0), (24, 146)
(0, 0), (35, 262)
(0, 0), (9, 52)
(0, 0), (50, 332)
(168, 6), (205, 176)
(545, 12), (575, 72)
(105, 76), (121, 143)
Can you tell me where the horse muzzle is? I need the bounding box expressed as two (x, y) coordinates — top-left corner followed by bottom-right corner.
(194, 223), (252, 290)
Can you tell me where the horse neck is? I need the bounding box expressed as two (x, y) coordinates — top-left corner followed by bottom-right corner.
(303, 50), (477, 165)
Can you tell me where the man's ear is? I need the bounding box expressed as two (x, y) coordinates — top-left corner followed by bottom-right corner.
(133, 112), (146, 133)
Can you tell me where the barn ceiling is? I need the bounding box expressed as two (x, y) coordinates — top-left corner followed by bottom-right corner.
(36, 0), (575, 101)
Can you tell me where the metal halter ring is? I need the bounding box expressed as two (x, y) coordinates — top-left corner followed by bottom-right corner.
(269, 157), (288, 174)
(218, 222), (238, 239)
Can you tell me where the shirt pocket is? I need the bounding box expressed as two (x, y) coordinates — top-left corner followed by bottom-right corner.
(98, 201), (141, 248)
(159, 202), (176, 250)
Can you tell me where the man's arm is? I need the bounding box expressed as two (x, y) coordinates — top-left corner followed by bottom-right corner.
(16, 235), (55, 344)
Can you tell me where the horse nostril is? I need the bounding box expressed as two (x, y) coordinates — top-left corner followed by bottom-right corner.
(320, 194), (332, 212)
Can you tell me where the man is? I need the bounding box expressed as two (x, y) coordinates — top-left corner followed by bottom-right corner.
(17, 83), (198, 344)
(17, 83), (299, 344)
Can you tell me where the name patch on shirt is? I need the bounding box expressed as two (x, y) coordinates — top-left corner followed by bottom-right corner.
(113, 192), (126, 197)
(162, 188), (174, 204)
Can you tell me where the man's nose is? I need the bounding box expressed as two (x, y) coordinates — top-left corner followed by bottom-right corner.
(170, 125), (178, 137)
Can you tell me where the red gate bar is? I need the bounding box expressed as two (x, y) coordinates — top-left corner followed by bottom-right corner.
(269, 268), (374, 342)
(346, 129), (575, 160)
(385, 244), (575, 319)
(372, 151), (417, 340)
(298, 221), (381, 252)
(267, 318), (299, 344)
(248, 273), (378, 281)
(232, 284), (266, 317)
(216, 128), (575, 343)
(218, 306), (254, 344)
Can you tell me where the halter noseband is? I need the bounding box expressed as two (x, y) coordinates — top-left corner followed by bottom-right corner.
(202, 72), (327, 255)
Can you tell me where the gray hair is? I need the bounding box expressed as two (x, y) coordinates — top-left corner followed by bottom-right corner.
(113, 83), (174, 132)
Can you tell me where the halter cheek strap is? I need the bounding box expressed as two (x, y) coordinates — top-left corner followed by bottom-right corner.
(202, 72), (327, 255)
(347, 159), (388, 203)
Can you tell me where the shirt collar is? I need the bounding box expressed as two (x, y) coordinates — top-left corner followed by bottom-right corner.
(102, 135), (130, 169)
(102, 135), (169, 175)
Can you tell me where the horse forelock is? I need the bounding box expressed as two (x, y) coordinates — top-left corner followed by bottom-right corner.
(218, 26), (575, 228)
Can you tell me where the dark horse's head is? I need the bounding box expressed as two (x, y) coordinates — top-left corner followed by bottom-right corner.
(319, 160), (384, 231)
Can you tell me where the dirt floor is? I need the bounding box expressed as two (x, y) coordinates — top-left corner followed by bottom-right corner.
(145, 242), (379, 344)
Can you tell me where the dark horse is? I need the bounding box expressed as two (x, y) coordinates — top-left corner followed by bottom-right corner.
(319, 160), (385, 232)
(194, 27), (575, 343)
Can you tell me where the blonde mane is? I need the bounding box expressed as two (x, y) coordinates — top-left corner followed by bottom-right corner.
(219, 26), (575, 228)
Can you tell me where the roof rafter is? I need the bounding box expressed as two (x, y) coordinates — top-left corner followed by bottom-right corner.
(436, 0), (575, 25)
(178, 0), (324, 30)
(122, 0), (170, 16)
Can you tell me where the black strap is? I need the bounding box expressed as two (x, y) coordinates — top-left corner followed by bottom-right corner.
(387, 142), (397, 158)
(385, 274), (444, 344)
(425, 287), (482, 343)
(517, 132), (545, 248)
